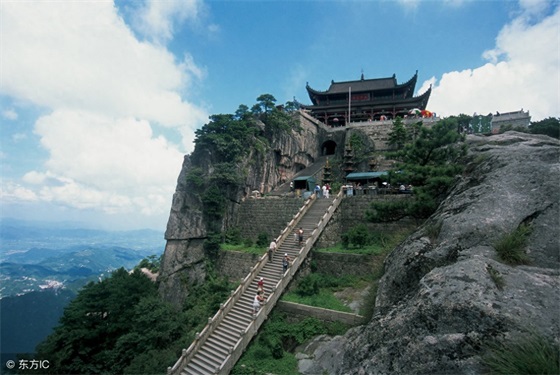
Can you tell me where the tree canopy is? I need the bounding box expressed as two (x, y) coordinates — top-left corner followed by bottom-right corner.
(529, 117), (560, 139)
(31, 265), (232, 375)
(368, 117), (467, 222)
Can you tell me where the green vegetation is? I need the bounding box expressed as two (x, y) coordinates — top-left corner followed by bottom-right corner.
(529, 117), (560, 139)
(322, 228), (413, 255)
(31, 265), (233, 375)
(135, 254), (162, 273)
(368, 117), (467, 222)
(499, 117), (560, 139)
(282, 273), (360, 312)
(221, 242), (265, 255)
(232, 312), (349, 375)
(486, 264), (505, 290)
(482, 331), (560, 375)
(424, 220), (442, 243)
(494, 224), (532, 265)
(387, 116), (408, 149)
(189, 94), (300, 263)
(347, 131), (373, 166)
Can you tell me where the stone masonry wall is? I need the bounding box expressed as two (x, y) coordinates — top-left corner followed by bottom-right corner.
(216, 250), (263, 281)
(235, 196), (304, 241)
(216, 250), (375, 282)
(315, 194), (418, 248)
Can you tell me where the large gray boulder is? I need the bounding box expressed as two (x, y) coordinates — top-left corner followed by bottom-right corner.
(300, 132), (560, 375)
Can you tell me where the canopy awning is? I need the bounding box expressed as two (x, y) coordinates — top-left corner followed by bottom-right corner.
(293, 176), (316, 191)
(346, 172), (388, 180)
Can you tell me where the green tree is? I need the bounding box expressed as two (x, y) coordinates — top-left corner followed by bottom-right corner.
(369, 119), (466, 221)
(193, 114), (255, 162)
(388, 117), (408, 149)
(111, 296), (185, 374)
(136, 254), (161, 273)
(235, 104), (251, 120)
(283, 99), (300, 113)
(35, 269), (157, 374)
(255, 93), (277, 114)
(529, 117), (560, 139)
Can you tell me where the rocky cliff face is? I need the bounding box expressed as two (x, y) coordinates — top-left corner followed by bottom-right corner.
(158, 115), (324, 306)
(299, 132), (559, 374)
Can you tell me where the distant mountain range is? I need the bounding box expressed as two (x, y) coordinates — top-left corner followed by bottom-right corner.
(0, 219), (165, 356)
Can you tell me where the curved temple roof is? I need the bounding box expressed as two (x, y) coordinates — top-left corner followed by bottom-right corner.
(306, 71), (418, 98)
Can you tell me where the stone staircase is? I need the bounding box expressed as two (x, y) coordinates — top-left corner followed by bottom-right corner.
(167, 191), (344, 375)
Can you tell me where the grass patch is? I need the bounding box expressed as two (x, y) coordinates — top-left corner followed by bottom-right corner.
(486, 264), (505, 290)
(281, 273), (368, 313)
(482, 331), (559, 375)
(424, 220), (442, 243)
(282, 289), (353, 312)
(221, 243), (266, 255)
(232, 313), (349, 375)
(317, 228), (413, 255)
(494, 224), (532, 265)
(315, 242), (384, 255)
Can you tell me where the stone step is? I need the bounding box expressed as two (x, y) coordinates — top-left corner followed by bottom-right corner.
(194, 350), (221, 371)
(204, 337), (231, 357)
(185, 357), (217, 375)
(179, 195), (339, 375)
(223, 316), (248, 332)
(211, 329), (238, 346)
(204, 335), (233, 355)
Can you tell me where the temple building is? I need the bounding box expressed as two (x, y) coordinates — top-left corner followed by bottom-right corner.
(302, 71), (431, 126)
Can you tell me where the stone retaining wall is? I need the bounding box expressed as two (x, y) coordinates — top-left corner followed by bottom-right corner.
(276, 301), (366, 326)
(315, 194), (418, 248)
(216, 250), (263, 281)
(217, 251), (375, 281)
(235, 197), (303, 241)
(310, 252), (375, 278)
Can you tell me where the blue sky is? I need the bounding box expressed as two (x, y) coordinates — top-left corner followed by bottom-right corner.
(1, 0), (559, 231)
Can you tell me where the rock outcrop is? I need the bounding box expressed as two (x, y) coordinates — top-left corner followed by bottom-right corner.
(158, 114), (325, 306)
(299, 132), (560, 374)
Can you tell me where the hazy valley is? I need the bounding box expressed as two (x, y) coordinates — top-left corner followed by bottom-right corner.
(0, 219), (165, 356)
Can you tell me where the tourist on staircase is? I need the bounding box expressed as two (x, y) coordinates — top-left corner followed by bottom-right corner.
(282, 253), (292, 275)
(257, 277), (265, 294)
(268, 239), (276, 261)
(297, 227), (304, 246)
(314, 184), (321, 197)
(252, 291), (264, 315)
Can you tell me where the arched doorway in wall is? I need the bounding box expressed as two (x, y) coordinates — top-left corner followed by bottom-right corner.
(321, 140), (337, 156)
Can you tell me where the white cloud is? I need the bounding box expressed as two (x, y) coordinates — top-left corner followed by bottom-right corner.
(12, 133), (26, 142)
(0, 1), (207, 227)
(26, 109), (184, 215)
(1, 1), (208, 131)
(132, 0), (205, 44)
(0, 182), (38, 202)
(2, 109), (18, 120)
(422, 3), (559, 120)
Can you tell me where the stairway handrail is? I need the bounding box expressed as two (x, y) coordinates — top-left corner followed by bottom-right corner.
(217, 189), (344, 374)
(168, 194), (318, 375)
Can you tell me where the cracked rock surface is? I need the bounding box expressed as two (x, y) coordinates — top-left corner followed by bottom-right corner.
(299, 132), (559, 375)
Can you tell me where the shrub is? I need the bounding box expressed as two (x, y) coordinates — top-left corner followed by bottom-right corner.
(494, 224), (532, 265)
(256, 232), (269, 247)
(341, 224), (371, 248)
(185, 167), (206, 190)
(203, 233), (222, 261)
(225, 227), (242, 245)
(482, 331), (559, 374)
(295, 273), (321, 297)
(366, 199), (409, 222)
(424, 220), (442, 243)
(486, 264), (505, 290)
